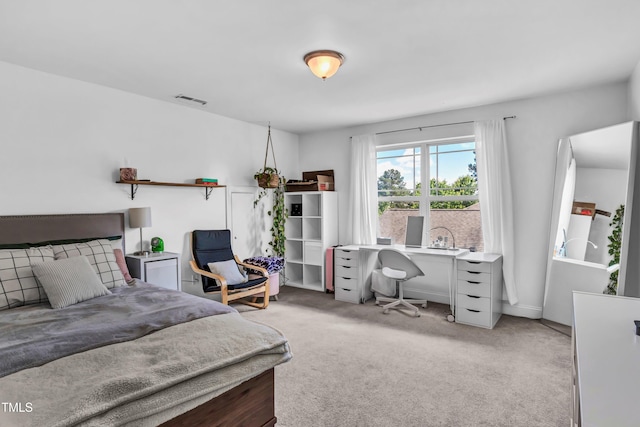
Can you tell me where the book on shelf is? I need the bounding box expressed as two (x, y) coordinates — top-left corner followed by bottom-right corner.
(195, 178), (218, 184)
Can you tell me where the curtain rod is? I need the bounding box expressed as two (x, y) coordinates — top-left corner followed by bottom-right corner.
(374, 115), (516, 136)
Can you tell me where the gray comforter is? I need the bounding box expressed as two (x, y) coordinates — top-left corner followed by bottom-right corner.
(0, 311), (291, 426)
(0, 282), (236, 377)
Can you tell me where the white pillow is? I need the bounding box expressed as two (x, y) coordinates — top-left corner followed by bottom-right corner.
(52, 239), (125, 288)
(32, 256), (111, 309)
(207, 260), (248, 285)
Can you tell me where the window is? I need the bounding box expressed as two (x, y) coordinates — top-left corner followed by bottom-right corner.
(376, 138), (483, 250)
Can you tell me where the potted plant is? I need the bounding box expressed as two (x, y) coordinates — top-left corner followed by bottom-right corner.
(254, 123), (288, 257)
(254, 166), (280, 189)
(255, 124), (281, 189)
(604, 204), (624, 295)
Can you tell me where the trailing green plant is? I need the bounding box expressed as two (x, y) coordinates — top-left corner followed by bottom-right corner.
(604, 204), (624, 295)
(254, 175), (288, 257)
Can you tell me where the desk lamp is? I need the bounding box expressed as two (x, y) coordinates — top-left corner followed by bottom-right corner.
(129, 207), (152, 255)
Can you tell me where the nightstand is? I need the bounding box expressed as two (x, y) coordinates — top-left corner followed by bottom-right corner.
(125, 252), (181, 291)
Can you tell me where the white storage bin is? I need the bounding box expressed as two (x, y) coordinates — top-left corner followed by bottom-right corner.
(304, 241), (323, 266)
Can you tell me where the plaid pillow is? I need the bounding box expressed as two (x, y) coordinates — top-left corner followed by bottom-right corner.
(0, 247), (54, 310)
(52, 239), (125, 288)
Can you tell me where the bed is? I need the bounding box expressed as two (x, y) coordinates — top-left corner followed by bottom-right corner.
(0, 213), (292, 427)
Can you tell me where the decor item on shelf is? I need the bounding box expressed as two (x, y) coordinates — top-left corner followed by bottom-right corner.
(285, 170), (335, 192)
(129, 207), (152, 256)
(303, 50), (345, 80)
(151, 237), (164, 253)
(290, 203), (302, 216)
(604, 204), (624, 295)
(120, 168), (137, 181)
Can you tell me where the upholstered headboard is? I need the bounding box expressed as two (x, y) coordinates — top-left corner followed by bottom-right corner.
(0, 213), (125, 246)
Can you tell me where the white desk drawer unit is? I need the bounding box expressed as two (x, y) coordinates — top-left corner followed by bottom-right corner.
(334, 247), (367, 304)
(455, 252), (503, 329)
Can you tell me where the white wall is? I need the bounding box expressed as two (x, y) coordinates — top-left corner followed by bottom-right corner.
(574, 168), (627, 265)
(298, 82), (629, 318)
(0, 61), (300, 282)
(629, 61), (640, 120)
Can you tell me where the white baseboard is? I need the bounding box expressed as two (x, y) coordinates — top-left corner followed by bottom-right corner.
(501, 301), (542, 319)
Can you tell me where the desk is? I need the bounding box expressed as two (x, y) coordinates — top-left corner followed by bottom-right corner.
(337, 244), (467, 311)
(572, 292), (640, 426)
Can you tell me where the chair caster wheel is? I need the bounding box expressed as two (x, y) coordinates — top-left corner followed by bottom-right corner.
(447, 314), (455, 322)
(383, 309), (389, 314)
(415, 312), (421, 317)
(422, 303), (427, 308)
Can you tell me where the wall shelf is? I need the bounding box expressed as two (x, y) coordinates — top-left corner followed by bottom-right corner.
(116, 180), (225, 200)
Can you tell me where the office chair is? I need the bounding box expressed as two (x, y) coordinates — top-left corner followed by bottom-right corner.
(190, 229), (269, 309)
(376, 249), (426, 317)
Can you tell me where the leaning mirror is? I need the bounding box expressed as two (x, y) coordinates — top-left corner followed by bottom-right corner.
(542, 121), (637, 326)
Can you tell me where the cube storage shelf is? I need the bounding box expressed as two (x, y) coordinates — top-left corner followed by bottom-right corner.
(284, 191), (338, 292)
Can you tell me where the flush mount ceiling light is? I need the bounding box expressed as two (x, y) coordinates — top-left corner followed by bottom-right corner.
(303, 50), (345, 80)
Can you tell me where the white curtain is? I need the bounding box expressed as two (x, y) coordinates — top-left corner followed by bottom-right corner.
(349, 134), (377, 244)
(475, 120), (518, 305)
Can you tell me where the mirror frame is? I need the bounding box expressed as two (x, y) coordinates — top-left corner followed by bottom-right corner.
(543, 121), (639, 322)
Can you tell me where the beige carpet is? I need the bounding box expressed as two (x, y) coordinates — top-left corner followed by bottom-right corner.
(240, 287), (571, 427)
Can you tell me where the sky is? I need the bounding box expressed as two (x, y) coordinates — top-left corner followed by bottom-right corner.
(377, 142), (475, 188)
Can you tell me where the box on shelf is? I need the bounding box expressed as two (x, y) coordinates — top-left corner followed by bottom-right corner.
(285, 170), (334, 192)
(572, 201), (596, 218)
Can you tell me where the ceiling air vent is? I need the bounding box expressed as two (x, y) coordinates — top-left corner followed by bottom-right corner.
(174, 94), (207, 106)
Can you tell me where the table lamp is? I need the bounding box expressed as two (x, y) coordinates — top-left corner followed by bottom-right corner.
(129, 207), (152, 255)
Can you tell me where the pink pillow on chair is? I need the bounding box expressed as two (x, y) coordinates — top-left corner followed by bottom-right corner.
(113, 248), (135, 284)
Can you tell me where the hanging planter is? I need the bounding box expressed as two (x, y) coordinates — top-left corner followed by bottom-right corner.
(254, 124), (281, 189)
(253, 123), (288, 257)
(256, 167), (280, 189)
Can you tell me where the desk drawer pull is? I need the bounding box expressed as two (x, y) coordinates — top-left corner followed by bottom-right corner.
(466, 271), (481, 275)
(468, 261), (481, 264)
(340, 288), (352, 292)
(466, 295), (481, 299)
(466, 280), (481, 285)
(466, 309), (480, 313)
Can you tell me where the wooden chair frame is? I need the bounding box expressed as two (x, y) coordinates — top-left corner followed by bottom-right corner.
(190, 235), (269, 309)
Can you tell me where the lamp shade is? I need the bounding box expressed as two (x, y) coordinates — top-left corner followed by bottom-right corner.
(129, 207), (152, 228)
(304, 50), (344, 80)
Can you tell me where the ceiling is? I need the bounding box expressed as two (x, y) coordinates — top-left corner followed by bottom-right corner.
(2, 1), (640, 135)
